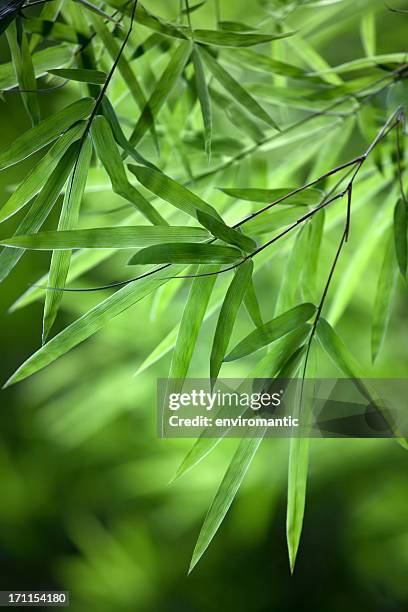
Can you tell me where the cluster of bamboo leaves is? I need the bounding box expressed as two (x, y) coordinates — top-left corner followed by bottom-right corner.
(0, 0), (407, 572)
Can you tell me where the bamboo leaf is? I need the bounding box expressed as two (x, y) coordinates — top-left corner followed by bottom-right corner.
(42, 136), (93, 342)
(24, 18), (87, 44)
(189, 431), (264, 573)
(221, 48), (310, 78)
(244, 278), (263, 327)
(0, 144), (78, 283)
(0, 45), (71, 90)
(210, 260), (253, 381)
(200, 46), (279, 131)
(167, 264), (219, 396)
(4, 265), (187, 387)
(225, 303), (316, 361)
(88, 12), (147, 111)
(0, 122), (86, 224)
(0, 226), (211, 250)
(127, 243), (242, 265)
(192, 46), (212, 157)
(196, 210), (256, 252)
(128, 164), (222, 221)
(47, 68), (107, 84)
(360, 11), (376, 57)
(6, 20), (40, 125)
(219, 187), (322, 205)
(372, 234), (399, 363)
(193, 28), (295, 47)
(394, 198), (407, 278)
(128, 39), (192, 147)
(0, 98), (94, 170)
(174, 325), (311, 482)
(91, 116), (166, 225)
(301, 210), (325, 303)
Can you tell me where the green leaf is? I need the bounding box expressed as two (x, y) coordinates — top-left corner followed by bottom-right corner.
(167, 264), (219, 396)
(88, 12), (149, 113)
(219, 187), (322, 205)
(127, 243), (242, 265)
(360, 11), (376, 57)
(91, 116), (166, 225)
(0, 45), (71, 91)
(275, 227), (310, 314)
(42, 136), (93, 342)
(196, 211), (256, 252)
(394, 198), (407, 278)
(0, 122), (86, 224)
(173, 325), (311, 483)
(225, 303), (316, 361)
(301, 210), (325, 303)
(128, 164), (222, 222)
(6, 20), (40, 125)
(0, 144), (78, 283)
(47, 68), (107, 84)
(210, 260), (253, 381)
(189, 431), (264, 573)
(128, 40), (192, 147)
(372, 234), (399, 363)
(193, 28), (295, 47)
(24, 18), (87, 44)
(200, 46), (279, 131)
(0, 98), (94, 170)
(4, 265), (187, 387)
(286, 350), (316, 574)
(244, 278), (263, 327)
(0, 226), (211, 250)
(221, 48), (310, 78)
(192, 46), (212, 157)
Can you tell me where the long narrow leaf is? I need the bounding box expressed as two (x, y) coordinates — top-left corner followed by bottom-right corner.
(372, 234), (398, 362)
(127, 243), (241, 265)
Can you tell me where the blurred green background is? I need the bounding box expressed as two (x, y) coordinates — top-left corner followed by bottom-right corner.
(0, 1), (407, 610)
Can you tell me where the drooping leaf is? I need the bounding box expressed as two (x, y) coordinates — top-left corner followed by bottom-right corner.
(0, 122), (86, 224)
(128, 164), (222, 221)
(173, 325), (311, 482)
(244, 278), (263, 327)
(372, 234), (399, 363)
(47, 68), (107, 84)
(166, 264), (219, 397)
(210, 259), (253, 381)
(0, 144), (78, 283)
(4, 265), (187, 387)
(196, 210), (256, 252)
(274, 226), (310, 315)
(200, 46), (279, 131)
(6, 20), (40, 125)
(225, 303), (316, 361)
(91, 116), (166, 225)
(127, 243), (242, 265)
(394, 198), (407, 277)
(192, 46), (212, 157)
(301, 209), (325, 303)
(360, 11), (376, 57)
(0, 98), (93, 170)
(42, 136), (93, 342)
(221, 48), (310, 79)
(0, 226), (211, 250)
(128, 40), (192, 147)
(189, 429), (264, 573)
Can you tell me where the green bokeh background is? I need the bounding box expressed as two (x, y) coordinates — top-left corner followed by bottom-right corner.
(0, 1), (407, 610)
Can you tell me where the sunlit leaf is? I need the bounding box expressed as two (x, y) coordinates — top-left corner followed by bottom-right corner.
(48, 68), (107, 84)
(196, 210), (256, 252)
(192, 46), (212, 157)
